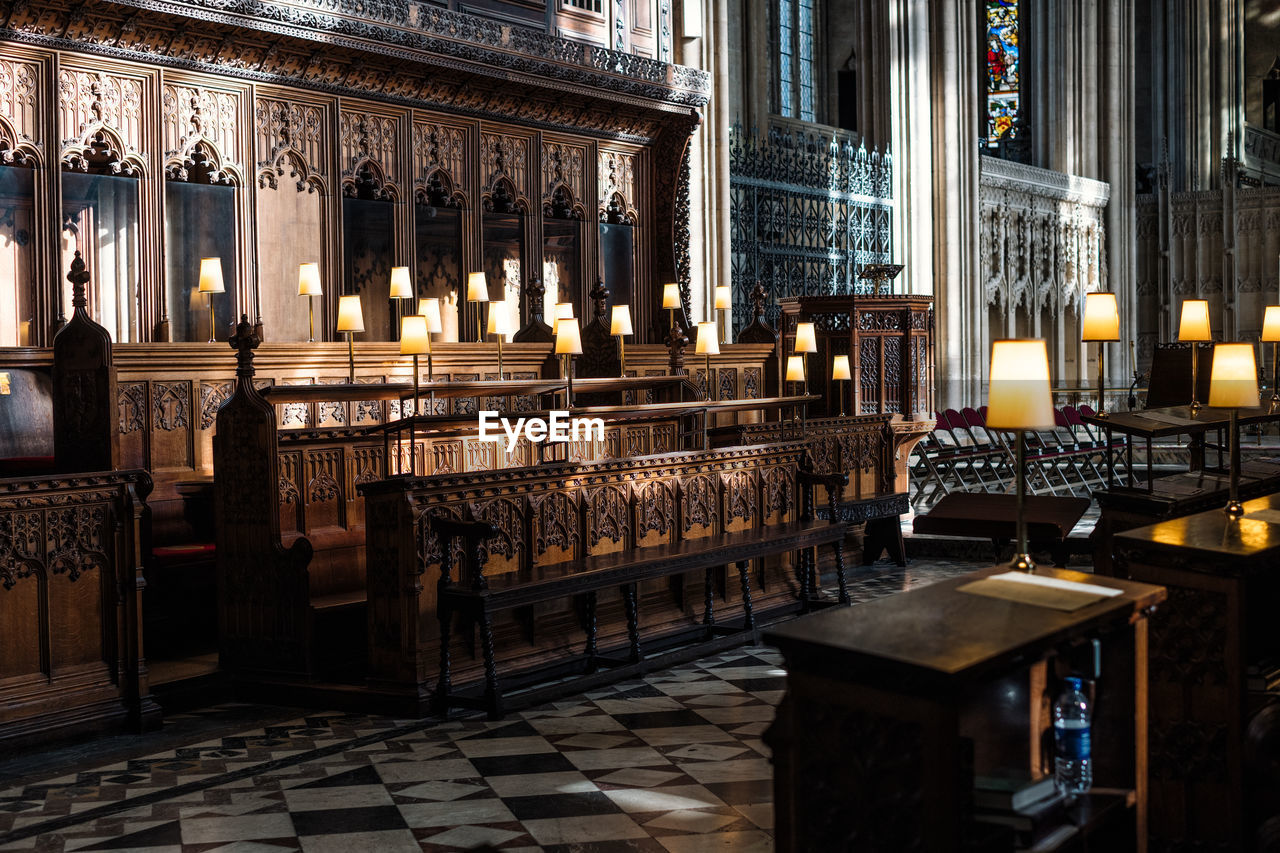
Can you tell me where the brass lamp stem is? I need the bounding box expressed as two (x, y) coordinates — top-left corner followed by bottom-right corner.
(618, 336), (626, 377)
(476, 303), (483, 344)
(208, 295), (216, 344)
(1190, 345), (1201, 412)
(1096, 343), (1108, 418)
(308, 296), (315, 343)
(497, 335), (504, 381)
(346, 332), (355, 383)
(1226, 408), (1244, 518)
(1272, 342), (1279, 408)
(1010, 432), (1036, 572)
(839, 379), (846, 417)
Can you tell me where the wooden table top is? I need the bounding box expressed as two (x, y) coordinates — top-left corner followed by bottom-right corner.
(912, 493), (1090, 541)
(1113, 492), (1280, 568)
(1082, 405), (1280, 438)
(766, 565), (1165, 693)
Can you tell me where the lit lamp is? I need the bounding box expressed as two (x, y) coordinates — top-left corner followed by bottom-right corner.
(466, 271), (488, 343)
(1263, 305), (1280, 407)
(488, 299), (511, 379)
(1178, 298), (1212, 412)
(696, 321), (720, 401)
(298, 262), (322, 342)
(1081, 292), (1120, 418)
(400, 314), (429, 418)
(785, 354), (806, 425)
(832, 355), (851, 417)
(794, 321), (817, 396)
(611, 305), (633, 377)
(416, 297), (442, 380)
(390, 266), (413, 333)
(555, 302), (575, 321)
(714, 285), (732, 343)
(662, 283), (680, 330)
(555, 317), (583, 408)
(986, 339), (1056, 573)
(198, 257), (224, 343)
(336, 294), (364, 382)
(1208, 342), (1260, 518)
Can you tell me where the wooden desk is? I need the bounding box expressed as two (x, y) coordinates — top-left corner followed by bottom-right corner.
(912, 493), (1090, 566)
(1114, 494), (1280, 850)
(765, 566), (1165, 852)
(1083, 405), (1280, 487)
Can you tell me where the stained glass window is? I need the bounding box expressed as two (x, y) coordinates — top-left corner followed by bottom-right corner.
(797, 0), (815, 122)
(985, 0), (1019, 146)
(778, 0), (793, 117)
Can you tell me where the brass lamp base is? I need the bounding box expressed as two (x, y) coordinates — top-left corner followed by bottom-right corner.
(1190, 399), (1202, 414)
(1008, 552), (1037, 573)
(1225, 500), (1245, 519)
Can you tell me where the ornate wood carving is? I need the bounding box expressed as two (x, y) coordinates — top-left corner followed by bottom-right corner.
(339, 106), (400, 200)
(151, 382), (190, 431)
(598, 148), (637, 224)
(587, 483), (630, 549)
(480, 132), (530, 213)
(412, 119), (466, 206)
(530, 489), (580, 558)
(0, 54), (42, 165)
(52, 252), (119, 473)
(541, 140), (586, 219)
(680, 473), (717, 532)
(254, 94), (327, 191)
(57, 67), (146, 174)
(161, 82), (241, 183)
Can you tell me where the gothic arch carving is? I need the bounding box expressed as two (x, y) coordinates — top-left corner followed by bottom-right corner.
(165, 138), (240, 185)
(544, 182), (585, 220)
(483, 175), (529, 214)
(0, 113), (39, 168)
(415, 168), (465, 209)
(601, 190), (637, 225)
(258, 148), (324, 194)
(342, 155), (398, 201)
(62, 122), (146, 177)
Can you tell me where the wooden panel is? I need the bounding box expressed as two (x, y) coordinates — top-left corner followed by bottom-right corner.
(57, 63), (148, 172)
(338, 101), (404, 200)
(0, 50), (45, 162)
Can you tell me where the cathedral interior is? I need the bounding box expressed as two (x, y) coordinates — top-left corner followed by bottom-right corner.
(0, 1), (1278, 851)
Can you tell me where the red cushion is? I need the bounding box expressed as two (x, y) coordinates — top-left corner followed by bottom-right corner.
(152, 543), (216, 559)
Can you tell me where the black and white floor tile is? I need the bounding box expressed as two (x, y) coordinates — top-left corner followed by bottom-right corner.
(0, 558), (981, 853)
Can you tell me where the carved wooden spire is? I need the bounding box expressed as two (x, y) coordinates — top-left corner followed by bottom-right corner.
(589, 278), (609, 325)
(68, 250), (90, 313)
(230, 313), (262, 380)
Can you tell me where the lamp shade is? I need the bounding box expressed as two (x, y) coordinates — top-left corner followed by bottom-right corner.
(695, 322), (720, 355)
(785, 355), (805, 383)
(466, 272), (489, 303)
(554, 317), (583, 355)
(1178, 299), (1211, 342)
(417, 297), (443, 333)
(985, 339), (1055, 430)
(1263, 306), (1280, 343)
(298, 262), (322, 296)
(400, 314), (430, 355)
(554, 302), (575, 320)
(198, 257), (225, 294)
(336, 294), (365, 333)
(389, 266), (413, 299)
(832, 355), (852, 381)
(611, 305), (633, 336)
(487, 300), (512, 336)
(794, 322), (817, 354)
(714, 285), (731, 310)
(662, 283), (681, 309)
(1081, 292), (1120, 342)
(1208, 342), (1260, 408)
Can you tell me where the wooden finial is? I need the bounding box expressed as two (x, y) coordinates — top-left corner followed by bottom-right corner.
(666, 322), (689, 374)
(229, 313), (262, 378)
(68, 251), (90, 311)
(750, 280), (768, 321)
(525, 275), (546, 324)
(590, 278), (609, 324)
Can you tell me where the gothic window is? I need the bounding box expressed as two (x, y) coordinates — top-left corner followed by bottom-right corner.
(0, 165), (35, 346)
(775, 0), (818, 123)
(164, 145), (237, 342)
(984, 0), (1020, 147)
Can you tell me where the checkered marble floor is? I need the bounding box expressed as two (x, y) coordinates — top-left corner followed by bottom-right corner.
(0, 559), (983, 853)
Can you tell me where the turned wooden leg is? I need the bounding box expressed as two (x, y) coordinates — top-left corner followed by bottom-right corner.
(703, 566), (716, 637)
(584, 590), (598, 672)
(833, 538), (850, 606)
(737, 559), (755, 631)
(478, 605), (503, 720)
(434, 599), (453, 716)
(623, 582), (641, 663)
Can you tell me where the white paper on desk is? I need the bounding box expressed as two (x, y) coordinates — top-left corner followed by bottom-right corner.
(1133, 411), (1201, 426)
(986, 572), (1124, 598)
(1244, 509), (1280, 525)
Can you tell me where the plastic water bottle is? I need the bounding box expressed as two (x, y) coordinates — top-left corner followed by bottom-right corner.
(1053, 677), (1093, 796)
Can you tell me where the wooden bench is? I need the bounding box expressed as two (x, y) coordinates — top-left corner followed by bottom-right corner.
(428, 460), (846, 718)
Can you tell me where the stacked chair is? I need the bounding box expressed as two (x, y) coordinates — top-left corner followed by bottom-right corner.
(910, 404), (1128, 509)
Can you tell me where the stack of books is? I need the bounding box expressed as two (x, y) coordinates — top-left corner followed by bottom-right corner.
(972, 773), (1076, 851)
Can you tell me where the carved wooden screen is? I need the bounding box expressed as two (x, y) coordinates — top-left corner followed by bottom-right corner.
(727, 124), (893, 338)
